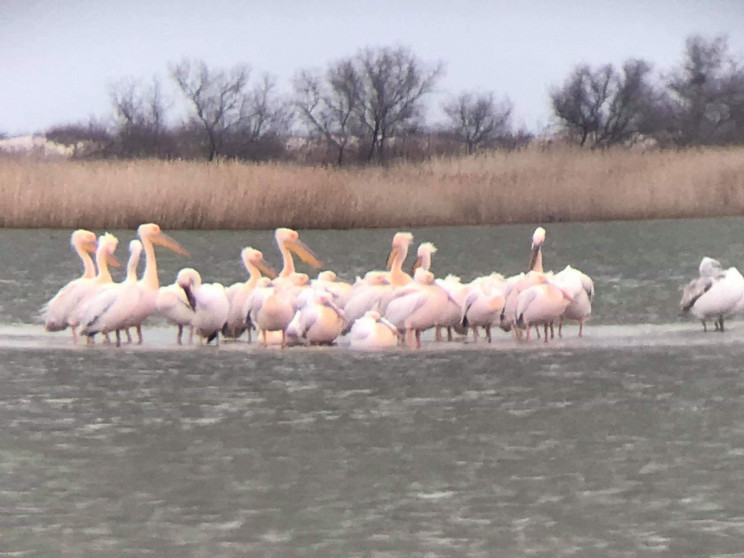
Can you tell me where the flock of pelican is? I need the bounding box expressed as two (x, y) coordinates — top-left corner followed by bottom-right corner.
(42, 223), (599, 349)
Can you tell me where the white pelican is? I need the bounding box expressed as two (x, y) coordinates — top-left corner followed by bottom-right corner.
(42, 229), (99, 341)
(286, 290), (346, 345)
(79, 239), (144, 345)
(311, 270), (353, 303)
(515, 276), (573, 342)
(386, 232), (414, 287)
(432, 274), (468, 342)
(177, 268), (230, 344)
(249, 279), (297, 348)
(275, 227), (323, 280)
(461, 274), (506, 343)
(156, 273), (196, 345)
(554, 265), (594, 337)
(501, 227), (548, 334)
(681, 258), (744, 332)
(223, 247), (277, 341)
(349, 310), (401, 349)
(61, 233), (122, 342)
(385, 268), (453, 349)
(126, 223), (191, 344)
(341, 271), (392, 330)
(411, 242), (437, 275)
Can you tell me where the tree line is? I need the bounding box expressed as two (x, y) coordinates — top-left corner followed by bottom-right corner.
(39, 35), (744, 165)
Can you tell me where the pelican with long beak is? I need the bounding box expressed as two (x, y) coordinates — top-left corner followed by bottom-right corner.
(386, 232), (414, 287)
(177, 268), (230, 345)
(528, 227), (546, 273)
(127, 223), (190, 343)
(63, 233), (122, 342)
(275, 227), (323, 281)
(410, 242), (437, 275)
(42, 229), (99, 340)
(223, 247), (277, 341)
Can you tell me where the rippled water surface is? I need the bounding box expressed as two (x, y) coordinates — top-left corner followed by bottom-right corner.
(3, 218), (744, 556)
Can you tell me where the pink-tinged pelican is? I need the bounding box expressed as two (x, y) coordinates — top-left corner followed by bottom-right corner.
(248, 279), (297, 348)
(156, 273), (196, 345)
(515, 276), (573, 342)
(275, 227), (323, 280)
(349, 310), (401, 349)
(554, 265), (594, 337)
(126, 223), (190, 344)
(79, 239), (144, 345)
(501, 227), (548, 334)
(311, 270), (353, 303)
(42, 229), (99, 340)
(386, 232), (414, 287)
(681, 258), (744, 332)
(461, 274), (507, 343)
(286, 290), (346, 345)
(384, 268), (453, 349)
(341, 271), (392, 330)
(60, 233), (122, 342)
(177, 268), (230, 345)
(223, 248), (277, 341)
(411, 242), (437, 275)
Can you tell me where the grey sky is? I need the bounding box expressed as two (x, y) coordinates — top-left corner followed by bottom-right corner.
(2, 0), (743, 136)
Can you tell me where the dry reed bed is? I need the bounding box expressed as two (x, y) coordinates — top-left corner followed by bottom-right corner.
(2, 147), (744, 229)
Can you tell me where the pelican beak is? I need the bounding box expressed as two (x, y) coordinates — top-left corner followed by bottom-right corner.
(256, 258), (278, 279)
(152, 232), (190, 257)
(287, 239), (322, 269)
(410, 256), (423, 275)
(386, 249), (397, 270)
(107, 252), (122, 268)
(181, 284), (197, 311)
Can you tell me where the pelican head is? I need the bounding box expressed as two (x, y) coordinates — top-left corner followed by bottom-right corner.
(137, 223), (191, 257)
(176, 267), (202, 311)
(317, 270), (337, 282)
(241, 247), (277, 278)
(71, 229), (98, 253)
(386, 232), (414, 269)
(275, 228), (323, 269)
(529, 227), (546, 272)
(98, 232), (121, 267)
(412, 241), (438, 273)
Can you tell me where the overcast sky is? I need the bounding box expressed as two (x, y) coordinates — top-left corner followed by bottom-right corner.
(2, 0), (743, 137)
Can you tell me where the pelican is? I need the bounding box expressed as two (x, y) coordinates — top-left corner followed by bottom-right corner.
(60, 233), (122, 342)
(385, 268), (453, 349)
(461, 274), (507, 343)
(433, 274), (469, 341)
(275, 227), (323, 280)
(79, 239), (144, 345)
(386, 232), (414, 287)
(349, 310), (401, 349)
(311, 270), (353, 303)
(126, 223), (190, 344)
(515, 276), (573, 342)
(681, 258), (744, 332)
(177, 268), (230, 344)
(501, 227), (549, 334)
(223, 247), (277, 341)
(286, 290), (346, 345)
(248, 278), (297, 347)
(156, 273), (196, 345)
(42, 229), (99, 341)
(554, 265), (594, 337)
(411, 242), (437, 275)
(341, 271), (392, 329)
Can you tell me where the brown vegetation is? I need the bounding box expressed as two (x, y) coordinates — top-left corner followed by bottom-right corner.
(2, 146), (744, 230)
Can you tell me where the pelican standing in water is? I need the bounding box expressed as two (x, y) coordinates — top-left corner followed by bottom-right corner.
(42, 229), (99, 341)
(126, 223), (191, 344)
(60, 233), (122, 342)
(156, 272), (196, 345)
(79, 239), (144, 345)
(177, 268), (230, 345)
(681, 257), (744, 332)
(223, 247), (277, 341)
(554, 265), (594, 337)
(515, 275), (574, 342)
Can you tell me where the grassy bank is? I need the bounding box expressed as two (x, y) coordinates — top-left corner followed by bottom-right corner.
(2, 146), (744, 229)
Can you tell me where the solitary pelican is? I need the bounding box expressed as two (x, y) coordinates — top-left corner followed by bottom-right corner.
(349, 310), (401, 349)
(177, 268), (230, 344)
(681, 258), (744, 332)
(79, 239), (144, 345)
(42, 229), (99, 341)
(223, 247), (277, 341)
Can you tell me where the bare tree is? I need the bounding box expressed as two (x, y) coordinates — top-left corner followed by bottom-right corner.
(109, 76), (170, 157)
(169, 59), (250, 161)
(551, 59), (656, 147)
(45, 119), (112, 158)
(293, 60), (362, 165)
(354, 46), (444, 162)
(665, 35), (744, 145)
(442, 92), (513, 154)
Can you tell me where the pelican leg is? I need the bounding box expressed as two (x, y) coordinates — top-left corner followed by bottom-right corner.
(177, 325), (183, 345)
(544, 323), (549, 343)
(578, 319), (584, 338)
(103, 332), (112, 345)
(125, 328), (133, 344)
(71, 325), (79, 344)
(534, 326), (541, 339)
(136, 325), (143, 345)
(549, 322), (555, 339)
(471, 326), (479, 342)
(702, 320), (708, 332)
(188, 326), (194, 344)
(435, 325), (443, 342)
(485, 324), (492, 343)
(719, 316), (725, 332)
(281, 330), (287, 349)
(115, 330), (121, 347)
(525, 325), (531, 342)
(558, 316), (564, 338)
(415, 329), (422, 349)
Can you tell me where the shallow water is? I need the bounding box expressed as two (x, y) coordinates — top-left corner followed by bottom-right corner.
(3, 218), (744, 556)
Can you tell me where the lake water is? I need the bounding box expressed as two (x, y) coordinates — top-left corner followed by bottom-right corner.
(3, 218), (744, 556)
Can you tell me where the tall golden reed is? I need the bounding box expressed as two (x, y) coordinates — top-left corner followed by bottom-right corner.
(2, 146), (743, 229)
